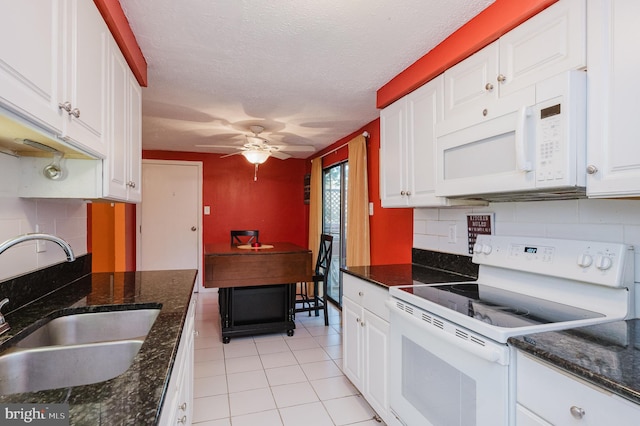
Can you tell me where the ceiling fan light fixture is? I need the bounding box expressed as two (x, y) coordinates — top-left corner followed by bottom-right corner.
(242, 149), (270, 164)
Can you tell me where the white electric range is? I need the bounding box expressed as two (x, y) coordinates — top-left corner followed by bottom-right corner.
(386, 235), (636, 426)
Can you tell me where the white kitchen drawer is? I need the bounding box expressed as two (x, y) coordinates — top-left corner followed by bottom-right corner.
(516, 351), (640, 425)
(343, 274), (389, 321)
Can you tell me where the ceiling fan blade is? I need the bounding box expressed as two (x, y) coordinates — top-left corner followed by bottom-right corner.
(219, 152), (243, 158)
(195, 144), (246, 149)
(272, 145), (316, 152)
(270, 151), (291, 160)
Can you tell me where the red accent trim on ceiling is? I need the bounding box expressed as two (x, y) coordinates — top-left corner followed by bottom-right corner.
(376, 0), (559, 109)
(94, 0), (148, 87)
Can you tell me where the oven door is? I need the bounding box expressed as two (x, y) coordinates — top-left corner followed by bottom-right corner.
(387, 299), (512, 426)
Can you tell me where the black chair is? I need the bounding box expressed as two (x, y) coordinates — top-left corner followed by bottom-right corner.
(230, 230), (259, 245)
(295, 234), (333, 326)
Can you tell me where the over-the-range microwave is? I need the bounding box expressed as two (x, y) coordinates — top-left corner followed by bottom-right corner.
(435, 70), (586, 202)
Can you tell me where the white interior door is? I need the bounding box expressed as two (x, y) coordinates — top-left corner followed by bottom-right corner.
(137, 160), (204, 290)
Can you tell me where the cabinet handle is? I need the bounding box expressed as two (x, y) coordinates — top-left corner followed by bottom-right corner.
(406, 191), (411, 196)
(356, 317), (360, 323)
(360, 321), (365, 327)
(58, 101), (72, 113)
(482, 109), (488, 117)
(569, 406), (585, 419)
(400, 190), (406, 196)
(358, 291), (364, 297)
(497, 74), (507, 83)
(485, 83), (494, 91)
(127, 181), (137, 188)
(177, 415), (187, 424)
(178, 402), (187, 411)
(70, 108), (81, 118)
(586, 165), (598, 175)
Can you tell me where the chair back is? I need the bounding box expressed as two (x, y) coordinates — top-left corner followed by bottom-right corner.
(230, 230), (259, 245)
(315, 234), (333, 278)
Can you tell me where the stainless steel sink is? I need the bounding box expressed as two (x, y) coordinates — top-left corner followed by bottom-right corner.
(0, 340), (143, 394)
(16, 309), (160, 348)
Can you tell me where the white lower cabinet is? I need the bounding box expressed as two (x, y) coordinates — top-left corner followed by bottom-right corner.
(159, 294), (196, 426)
(342, 274), (390, 424)
(516, 350), (640, 425)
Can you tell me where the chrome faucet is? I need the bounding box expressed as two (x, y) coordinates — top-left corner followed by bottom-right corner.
(0, 233), (75, 336)
(0, 233), (75, 261)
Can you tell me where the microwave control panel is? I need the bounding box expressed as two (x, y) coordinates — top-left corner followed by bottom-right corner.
(537, 103), (563, 182)
(533, 70), (586, 188)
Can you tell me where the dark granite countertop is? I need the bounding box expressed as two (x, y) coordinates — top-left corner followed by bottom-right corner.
(509, 320), (640, 405)
(0, 268), (197, 425)
(342, 249), (477, 289)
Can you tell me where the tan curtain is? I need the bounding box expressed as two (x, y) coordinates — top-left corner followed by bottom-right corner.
(346, 135), (370, 267)
(308, 158), (323, 268)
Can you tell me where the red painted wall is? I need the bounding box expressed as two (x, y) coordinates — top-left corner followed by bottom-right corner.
(143, 151), (308, 248)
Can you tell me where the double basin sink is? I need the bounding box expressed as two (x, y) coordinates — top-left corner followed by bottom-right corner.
(0, 308), (160, 395)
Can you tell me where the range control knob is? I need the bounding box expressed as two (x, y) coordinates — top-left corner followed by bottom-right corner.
(596, 256), (613, 271)
(577, 253), (593, 268)
(473, 243), (492, 254)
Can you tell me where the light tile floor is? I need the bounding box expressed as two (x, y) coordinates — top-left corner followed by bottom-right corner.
(192, 291), (385, 426)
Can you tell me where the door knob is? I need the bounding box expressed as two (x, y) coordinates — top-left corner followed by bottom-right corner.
(191, 226), (197, 231)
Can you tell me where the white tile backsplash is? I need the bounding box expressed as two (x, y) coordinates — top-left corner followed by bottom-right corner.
(0, 154), (88, 282)
(414, 199), (640, 283)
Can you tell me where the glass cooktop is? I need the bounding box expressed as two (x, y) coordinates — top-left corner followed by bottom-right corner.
(396, 283), (604, 329)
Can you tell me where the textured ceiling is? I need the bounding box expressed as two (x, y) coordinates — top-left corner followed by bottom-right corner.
(120, 0), (494, 158)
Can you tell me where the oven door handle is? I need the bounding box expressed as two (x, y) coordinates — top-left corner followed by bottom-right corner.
(387, 301), (508, 366)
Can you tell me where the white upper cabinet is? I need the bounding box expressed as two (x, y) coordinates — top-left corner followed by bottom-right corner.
(440, 0), (586, 135)
(104, 37), (142, 203)
(380, 76), (485, 208)
(586, 0), (640, 198)
(0, 1), (63, 134)
(0, 0), (108, 158)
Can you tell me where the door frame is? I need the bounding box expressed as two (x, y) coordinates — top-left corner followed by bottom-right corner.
(136, 159), (205, 291)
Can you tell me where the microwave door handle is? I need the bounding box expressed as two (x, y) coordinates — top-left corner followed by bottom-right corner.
(516, 106), (533, 172)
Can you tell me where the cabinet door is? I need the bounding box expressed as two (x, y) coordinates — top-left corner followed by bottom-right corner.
(380, 98), (408, 207)
(363, 310), (389, 423)
(127, 76), (142, 202)
(406, 76), (442, 206)
(586, 0), (640, 197)
(0, 0), (63, 133)
(442, 41), (499, 127)
(62, 0), (108, 157)
(342, 297), (363, 390)
(517, 351), (640, 425)
(104, 37), (130, 201)
(499, 0), (586, 98)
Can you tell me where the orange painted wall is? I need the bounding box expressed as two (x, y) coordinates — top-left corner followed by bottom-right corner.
(90, 203), (136, 272)
(142, 151), (308, 248)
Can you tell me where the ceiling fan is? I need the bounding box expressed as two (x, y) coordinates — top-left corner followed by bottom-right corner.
(196, 125), (315, 180)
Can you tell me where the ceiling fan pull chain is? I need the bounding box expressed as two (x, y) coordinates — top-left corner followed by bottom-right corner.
(254, 163), (259, 181)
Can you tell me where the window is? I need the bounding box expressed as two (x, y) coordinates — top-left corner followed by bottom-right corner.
(322, 162), (348, 307)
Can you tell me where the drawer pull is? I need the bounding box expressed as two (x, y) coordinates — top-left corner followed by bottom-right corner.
(570, 406), (585, 419)
(177, 415), (187, 424)
(178, 402), (187, 411)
